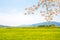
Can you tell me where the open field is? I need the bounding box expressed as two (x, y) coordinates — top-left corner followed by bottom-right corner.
(0, 27), (60, 40)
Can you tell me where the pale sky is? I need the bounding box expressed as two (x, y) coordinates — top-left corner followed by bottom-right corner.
(0, 0), (60, 26)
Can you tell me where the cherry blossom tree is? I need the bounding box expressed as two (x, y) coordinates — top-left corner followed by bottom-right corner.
(25, 0), (60, 22)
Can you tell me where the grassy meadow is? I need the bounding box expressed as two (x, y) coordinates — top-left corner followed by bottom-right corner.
(0, 27), (60, 40)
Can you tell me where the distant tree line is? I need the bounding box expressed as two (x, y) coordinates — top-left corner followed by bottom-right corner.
(38, 24), (56, 27)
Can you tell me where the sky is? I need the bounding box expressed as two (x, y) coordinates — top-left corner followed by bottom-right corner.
(0, 0), (60, 26)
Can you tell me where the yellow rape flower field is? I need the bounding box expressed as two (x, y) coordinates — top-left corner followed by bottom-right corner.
(0, 27), (60, 40)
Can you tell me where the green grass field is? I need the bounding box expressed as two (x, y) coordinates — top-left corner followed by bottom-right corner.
(0, 27), (60, 40)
